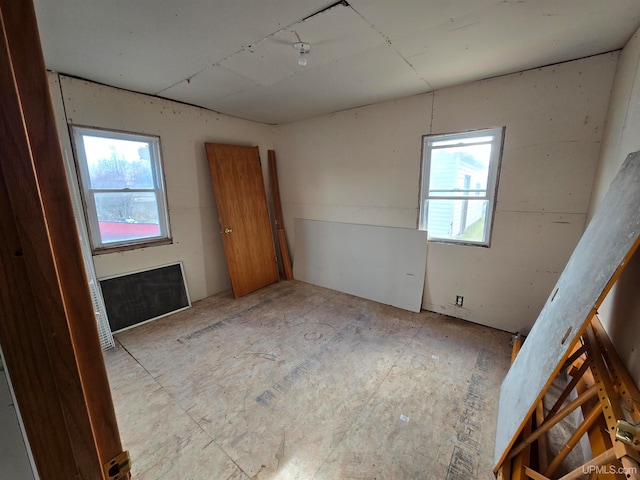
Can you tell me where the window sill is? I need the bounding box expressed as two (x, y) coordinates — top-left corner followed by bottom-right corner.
(426, 238), (491, 248)
(92, 237), (173, 255)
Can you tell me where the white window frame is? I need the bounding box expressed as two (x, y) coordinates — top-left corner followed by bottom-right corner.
(418, 127), (504, 247)
(71, 126), (171, 252)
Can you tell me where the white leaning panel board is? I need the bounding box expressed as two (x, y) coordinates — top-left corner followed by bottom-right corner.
(494, 151), (640, 468)
(293, 219), (428, 312)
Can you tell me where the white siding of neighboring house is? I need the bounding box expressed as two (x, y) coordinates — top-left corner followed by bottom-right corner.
(429, 157), (485, 238)
(426, 156), (458, 238)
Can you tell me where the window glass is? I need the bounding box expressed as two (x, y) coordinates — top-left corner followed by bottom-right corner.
(419, 127), (504, 246)
(428, 143), (491, 196)
(83, 136), (155, 189)
(72, 127), (170, 251)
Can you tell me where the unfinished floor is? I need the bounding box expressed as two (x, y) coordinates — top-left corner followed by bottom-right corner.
(104, 280), (512, 479)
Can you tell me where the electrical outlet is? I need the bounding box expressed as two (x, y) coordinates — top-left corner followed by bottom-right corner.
(455, 295), (464, 307)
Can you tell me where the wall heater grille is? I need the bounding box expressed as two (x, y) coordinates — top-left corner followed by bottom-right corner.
(99, 263), (191, 332)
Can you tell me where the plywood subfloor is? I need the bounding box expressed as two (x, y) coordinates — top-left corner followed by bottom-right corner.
(105, 280), (511, 479)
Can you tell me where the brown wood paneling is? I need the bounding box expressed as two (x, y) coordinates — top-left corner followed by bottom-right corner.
(206, 143), (279, 297)
(0, 0), (124, 478)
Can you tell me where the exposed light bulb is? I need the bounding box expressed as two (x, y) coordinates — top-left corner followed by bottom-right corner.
(293, 42), (310, 67)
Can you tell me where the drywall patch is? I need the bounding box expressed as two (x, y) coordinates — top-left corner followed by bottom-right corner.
(293, 219), (427, 312)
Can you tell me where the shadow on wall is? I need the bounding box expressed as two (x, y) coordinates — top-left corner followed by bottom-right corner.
(608, 247), (640, 383)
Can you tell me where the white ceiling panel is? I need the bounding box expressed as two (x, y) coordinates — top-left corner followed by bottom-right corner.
(397, 0), (640, 90)
(219, 3), (385, 87)
(158, 65), (258, 109)
(210, 45), (428, 124)
(288, 3), (387, 67)
(33, 0), (337, 94)
(219, 30), (300, 87)
(33, 0), (640, 123)
(349, 0), (499, 41)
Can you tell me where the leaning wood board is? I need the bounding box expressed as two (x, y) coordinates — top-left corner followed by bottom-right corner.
(293, 218), (428, 312)
(268, 150), (293, 280)
(494, 151), (640, 469)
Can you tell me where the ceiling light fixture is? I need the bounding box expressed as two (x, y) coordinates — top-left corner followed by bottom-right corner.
(293, 42), (310, 67)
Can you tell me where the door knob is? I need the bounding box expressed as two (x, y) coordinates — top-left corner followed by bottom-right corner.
(224, 228), (233, 234)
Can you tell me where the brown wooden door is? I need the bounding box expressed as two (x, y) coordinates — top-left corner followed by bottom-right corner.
(205, 143), (279, 297)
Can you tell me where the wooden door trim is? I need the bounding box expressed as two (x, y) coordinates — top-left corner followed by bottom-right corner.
(0, 1), (124, 478)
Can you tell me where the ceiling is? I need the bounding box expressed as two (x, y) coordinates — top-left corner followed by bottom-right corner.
(33, 0), (640, 125)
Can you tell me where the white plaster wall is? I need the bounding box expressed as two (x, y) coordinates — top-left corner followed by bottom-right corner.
(587, 27), (640, 386)
(274, 93), (433, 230)
(274, 53), (617, 333)
(48, 74), (274, 302)
(425, 54), (616, 332)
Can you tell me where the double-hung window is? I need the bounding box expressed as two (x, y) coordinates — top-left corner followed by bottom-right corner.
(71, 126), (171, 252)
(419, 127), (504, 246)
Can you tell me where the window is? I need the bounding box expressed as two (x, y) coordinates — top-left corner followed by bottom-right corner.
(71, 126), (171, 252)
(419, 127), (504, 246)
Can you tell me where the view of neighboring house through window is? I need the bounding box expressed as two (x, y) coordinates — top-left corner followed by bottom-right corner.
(419, 127), (504, 246)
(71, 126), (170, 251)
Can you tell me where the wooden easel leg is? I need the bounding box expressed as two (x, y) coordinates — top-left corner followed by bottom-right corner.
(556, 448), (617, 480)
(512, 419), (533, 480)
(497, 461), (512, 480)
(523, 466), (551, 479)
(506, 385), (598, 461)
(546, 360), (589, 419)
(534, 401), (548, 472)
(544, 402), (603, 477)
